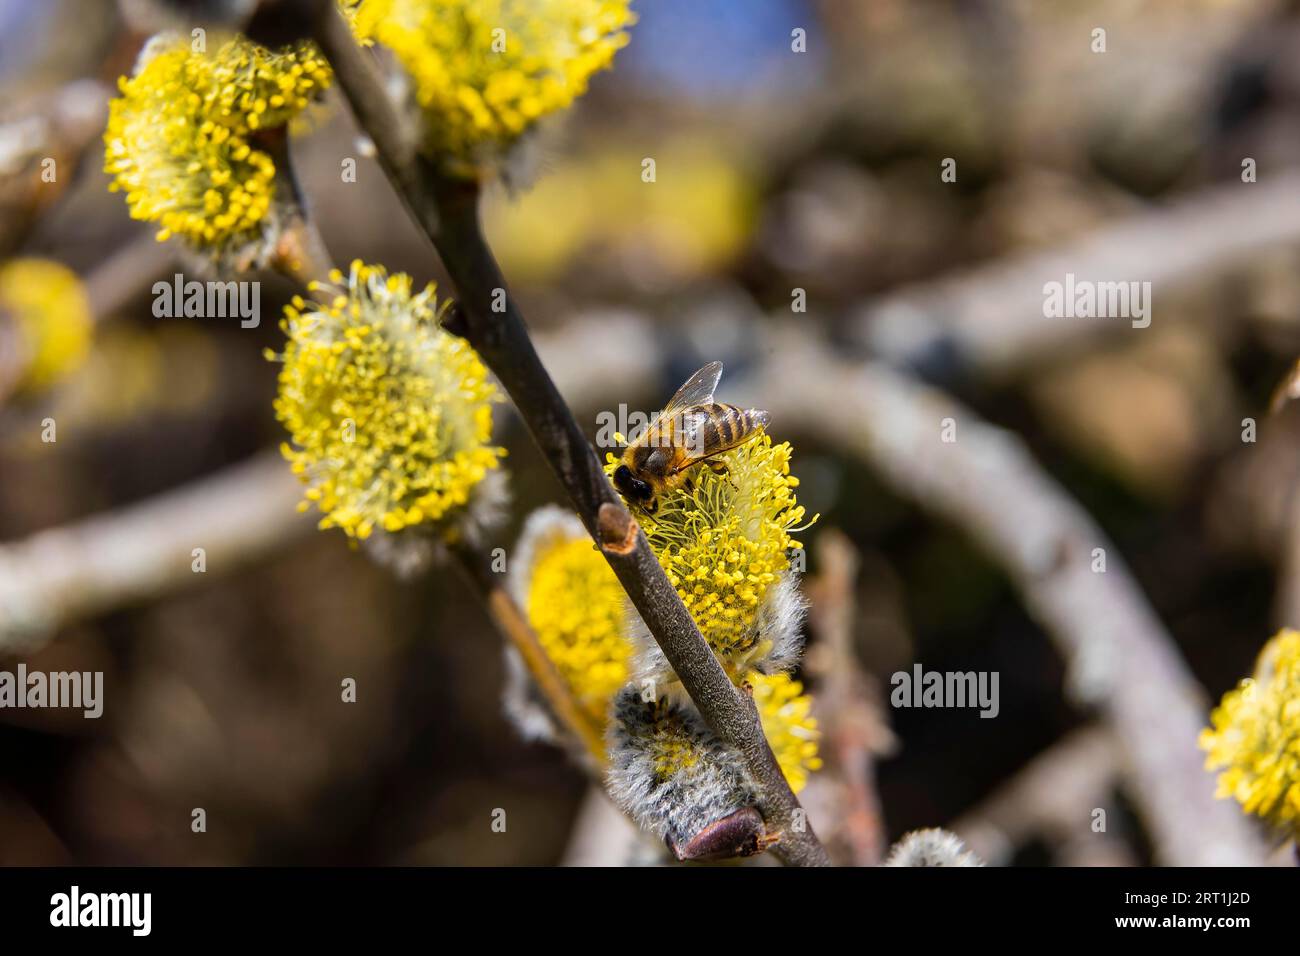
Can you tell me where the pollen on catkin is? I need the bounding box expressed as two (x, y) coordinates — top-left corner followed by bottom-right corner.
(269, 260), (505, 544)
(0, 258), (92, 394)
(103, 30), (333, 254)
(354, 0), (635, 174)
(751, 671), (822, 795)
(503, 506), (632, 743)
(606, 432), (813, 683)
(1200, 628), (1300, 837)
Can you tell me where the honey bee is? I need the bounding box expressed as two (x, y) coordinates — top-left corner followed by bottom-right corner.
(612, 361), (770, 514)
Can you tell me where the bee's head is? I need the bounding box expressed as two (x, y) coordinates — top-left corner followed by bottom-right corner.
(613, 464), (654, 505)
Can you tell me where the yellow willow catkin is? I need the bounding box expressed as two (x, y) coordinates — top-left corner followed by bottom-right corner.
(1201, 628), (1300, 836)
(0, 258), (92, 392)
(269, 261), (504, 541)
(516, 508), (632, 728)
(355, 0), (635, 172)
(607, 432), (813, 678)
(104, 30), (334, 250)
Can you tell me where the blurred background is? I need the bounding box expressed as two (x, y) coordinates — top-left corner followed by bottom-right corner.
(2, 0), (1300, 865)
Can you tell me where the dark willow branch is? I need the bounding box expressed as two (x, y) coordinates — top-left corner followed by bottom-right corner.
(309, 1), (829, 866)
(258, 126), (336, 286)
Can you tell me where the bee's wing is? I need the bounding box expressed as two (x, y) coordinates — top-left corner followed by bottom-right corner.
(676, 410), (711, 459)
(660, 361), (723, 419)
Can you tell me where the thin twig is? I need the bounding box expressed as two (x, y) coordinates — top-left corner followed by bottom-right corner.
(309, 1), (829, 866)
(445, 537), (607, 767)
(804, 529), (893, 866)
(258, 126), (337, 286)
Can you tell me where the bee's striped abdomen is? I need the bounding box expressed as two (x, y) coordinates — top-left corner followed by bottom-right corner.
(698, 403), (763, 454)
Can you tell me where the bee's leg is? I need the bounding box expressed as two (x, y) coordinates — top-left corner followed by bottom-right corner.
(705, 458), (738, 490)
(644, 498), (658, 515)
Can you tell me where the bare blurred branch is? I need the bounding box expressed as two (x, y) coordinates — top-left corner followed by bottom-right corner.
(0, 450), (309, 650)
(0, 80), (110, 258)
(858, 172), (1300, 379)
(83, 233), (176, 323)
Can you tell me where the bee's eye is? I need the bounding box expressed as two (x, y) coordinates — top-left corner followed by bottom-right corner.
(613, 464), (655, 504)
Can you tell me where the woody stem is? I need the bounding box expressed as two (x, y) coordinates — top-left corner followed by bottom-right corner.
(309, 0), (830, 866)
